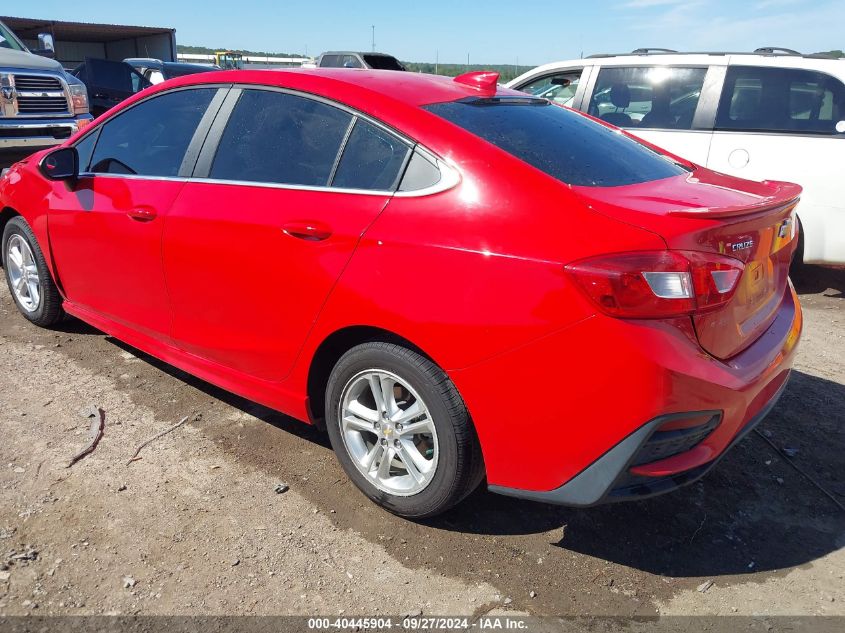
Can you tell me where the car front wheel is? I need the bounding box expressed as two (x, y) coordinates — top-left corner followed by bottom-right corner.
(325, 342), (484, 518)
(2, 216), (64, 327)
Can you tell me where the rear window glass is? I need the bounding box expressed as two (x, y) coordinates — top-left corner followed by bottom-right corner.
(363, 55), (405, 71)
(425, 99), (687, 187)
(332, 119), (410, 190)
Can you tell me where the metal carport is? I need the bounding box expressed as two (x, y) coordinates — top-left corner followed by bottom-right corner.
(1, 16), (176, 68)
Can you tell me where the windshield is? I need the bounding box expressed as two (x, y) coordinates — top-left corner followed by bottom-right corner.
(0, 21), (25, 51)
(424, 98), (688, 187)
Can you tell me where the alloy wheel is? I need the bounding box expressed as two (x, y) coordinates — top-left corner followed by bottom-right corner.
(6, 235), (41, 313)
(339, 369), (439, 496)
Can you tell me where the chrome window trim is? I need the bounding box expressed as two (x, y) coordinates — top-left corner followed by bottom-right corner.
(77, 162), (462, 198)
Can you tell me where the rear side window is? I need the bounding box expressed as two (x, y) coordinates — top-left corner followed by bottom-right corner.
(716, 66), (845, 135)
(587, 66), (707, 130)
(210, 90), (352, 186)
(425, 99), (687, 187)
(89, 88), (216, 177)
(517, 70), (584, 107)
(332, 119), (410, 190)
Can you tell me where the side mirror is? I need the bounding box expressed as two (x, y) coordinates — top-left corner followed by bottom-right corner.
(33, 33), (56, 58)
(39, 147), (78, 182)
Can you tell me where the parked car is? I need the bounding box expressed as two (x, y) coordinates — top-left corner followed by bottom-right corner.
(317, 51), (405, 70)
(0, 69), (802, 518)
(0, 18), (93, 162)
(70, 58), (152, 117)
(508, 48), (845, 267)
(124, 58), (220, 85)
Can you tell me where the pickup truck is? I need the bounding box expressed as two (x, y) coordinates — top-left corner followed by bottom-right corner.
(316, 51), (406, 70)
(0, 19), (93, 163)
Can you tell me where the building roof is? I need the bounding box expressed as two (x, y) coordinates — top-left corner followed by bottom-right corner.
(1, 15), (174, 43)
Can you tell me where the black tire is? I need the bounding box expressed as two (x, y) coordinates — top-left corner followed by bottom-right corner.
(789, 217), (805, 280)
(325, 342), (484, 518)
(2, 216), (65, 327)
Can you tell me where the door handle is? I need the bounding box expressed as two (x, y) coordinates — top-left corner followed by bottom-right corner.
(127, 207), (157, 222)
(282, 221), (332, 242)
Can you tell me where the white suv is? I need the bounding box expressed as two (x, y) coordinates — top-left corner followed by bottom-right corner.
(508, 48), (845, 266)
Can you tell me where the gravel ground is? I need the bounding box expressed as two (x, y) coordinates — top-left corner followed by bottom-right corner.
(0, 262), (842, 618)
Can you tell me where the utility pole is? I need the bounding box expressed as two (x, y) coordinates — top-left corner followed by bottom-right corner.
(466, 52), (470, 71)
(435, 50), (439, 75)
(371, 25), (375, 52)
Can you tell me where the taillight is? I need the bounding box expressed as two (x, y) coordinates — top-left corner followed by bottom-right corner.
(565, 250), (744, 319)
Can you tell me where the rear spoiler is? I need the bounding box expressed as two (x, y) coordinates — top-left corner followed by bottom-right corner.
(668, 181), (801, 219)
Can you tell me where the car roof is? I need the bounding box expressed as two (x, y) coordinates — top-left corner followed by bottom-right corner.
(159, 68), (523, 107)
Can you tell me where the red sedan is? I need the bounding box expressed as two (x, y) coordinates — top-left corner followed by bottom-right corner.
(0, 69), (802, 517)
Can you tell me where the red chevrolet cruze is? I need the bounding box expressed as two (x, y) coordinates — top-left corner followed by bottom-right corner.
(0, 69), (802, 517)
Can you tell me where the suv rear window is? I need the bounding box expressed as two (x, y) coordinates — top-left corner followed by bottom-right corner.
(425, 98), (687, 187)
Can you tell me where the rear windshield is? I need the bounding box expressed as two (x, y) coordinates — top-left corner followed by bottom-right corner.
(424, 98), (687, 187)
(363, 55), (405, 71)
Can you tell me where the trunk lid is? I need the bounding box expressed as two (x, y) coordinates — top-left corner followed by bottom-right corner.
(572, 169), (801, 359)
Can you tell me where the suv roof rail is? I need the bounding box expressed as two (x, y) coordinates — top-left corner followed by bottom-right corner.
(753, 47), (801, 56)
(631, 48), (678, 54)
(585, 48), (843, 60)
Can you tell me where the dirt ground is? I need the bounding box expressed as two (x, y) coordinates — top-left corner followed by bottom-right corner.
(0, 261), (843, 619)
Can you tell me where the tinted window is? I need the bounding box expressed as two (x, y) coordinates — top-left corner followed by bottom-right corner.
(425, 99), (686, 187)
(717, 66), (845, 135)
(518, 70), (583, 107)
(74, 129), (99, 172)
(90, 88), (216, 177)
(363, 55), (405, 71)
(210, 90), (352, 186)
(332, 120), (409, 190)
(588, 67), (707, 130)
(399, 151), (441, 192)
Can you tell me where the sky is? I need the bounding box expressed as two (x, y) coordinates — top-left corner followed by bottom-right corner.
(14, 0), (845, 65)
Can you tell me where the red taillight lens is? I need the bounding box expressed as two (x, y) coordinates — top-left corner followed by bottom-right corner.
(565, 250), (744, 319)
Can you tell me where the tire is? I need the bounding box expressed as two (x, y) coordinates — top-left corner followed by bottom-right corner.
(789, 218), (805, 280)
(2, 216), (65, 327)
(325, 342), (484, 518)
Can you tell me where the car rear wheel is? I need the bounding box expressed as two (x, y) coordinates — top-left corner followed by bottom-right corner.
(2, 216), (64, 327)
(325, 342), (484, 518)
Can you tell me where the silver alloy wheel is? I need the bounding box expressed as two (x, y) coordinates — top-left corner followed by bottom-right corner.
(6, 235), (41, 313)
(339, 369), (439, 496)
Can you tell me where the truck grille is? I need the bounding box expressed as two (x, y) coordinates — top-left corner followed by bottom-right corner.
(16, 96), (69, 114)
(13, 75), (64, 92)
(2, 73), (71, 117)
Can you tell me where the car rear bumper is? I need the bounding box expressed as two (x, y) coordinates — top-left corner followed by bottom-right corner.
(449, 282), (802, 503)
(488, 381), (785, 506)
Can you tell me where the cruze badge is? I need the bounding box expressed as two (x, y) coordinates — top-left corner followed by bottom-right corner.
(731, 240), (754, 252)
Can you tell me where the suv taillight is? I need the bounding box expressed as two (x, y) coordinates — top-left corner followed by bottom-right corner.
(565, 250), (744, 319)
